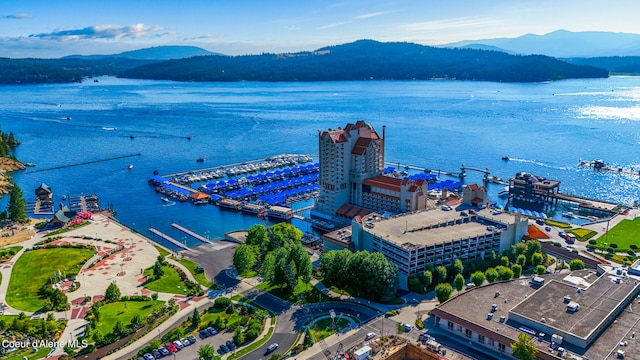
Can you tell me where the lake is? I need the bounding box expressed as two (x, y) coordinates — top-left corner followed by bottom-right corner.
(2, 76), (639, 249)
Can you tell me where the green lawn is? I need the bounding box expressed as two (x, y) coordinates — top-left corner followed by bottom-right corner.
(595, 218), (640, 251)
(94, 300), (164, 337)
(5, 346), (51, 360)
(178, 258), (217, 289)
(567, 228), (597, 241)
(256, 279), (331, 304)
(143, 265), (190, 294)
(309, 317), (352, 341)
(155, 245), (170, 258)
(7, 247), (95, 311)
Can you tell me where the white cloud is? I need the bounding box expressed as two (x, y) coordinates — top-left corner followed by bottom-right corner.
(400, 17), (498, 32)
(28, 24), (165, 41)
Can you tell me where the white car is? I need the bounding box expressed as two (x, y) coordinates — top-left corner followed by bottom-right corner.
(365, 332), (376, 340)
(266, 343), (279, 353)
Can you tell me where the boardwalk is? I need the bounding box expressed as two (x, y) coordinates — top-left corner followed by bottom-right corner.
(149, 228), (190, 250)
(171, 223), (212, 244)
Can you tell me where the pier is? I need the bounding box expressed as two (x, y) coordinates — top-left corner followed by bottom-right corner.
(579, 160), (640, 177)
(171, 223), (213, 244)
(23, 153), (141, 174)
(149, 228), (190, 251)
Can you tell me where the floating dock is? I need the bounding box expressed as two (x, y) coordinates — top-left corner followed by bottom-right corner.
(149, 228), (190, 251)
(171, 223), (212, 244)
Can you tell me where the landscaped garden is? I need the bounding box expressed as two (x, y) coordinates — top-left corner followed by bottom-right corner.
(591, 218), (640, 251)
(567, 228), (597, 241)
(6, 247), (95, 311)
(0, 246), (22, 262)
(143, 257), (203, 296)
(308, 317), (353, 341)
(0, 312), (65, 360)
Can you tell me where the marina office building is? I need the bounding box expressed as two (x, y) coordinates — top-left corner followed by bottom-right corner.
(341, 210), (529, 289)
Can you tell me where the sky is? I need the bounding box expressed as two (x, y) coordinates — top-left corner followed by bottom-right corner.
(2, 0), (640, 58)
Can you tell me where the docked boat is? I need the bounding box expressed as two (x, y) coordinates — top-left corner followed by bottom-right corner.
(266, 205), (294, 221)
(241, 203), (265, 215)
(161, 197), (169, 202)
(310, 219), (336, 233)
(216, 198), (242, 210)
(562, 212), (575, 218)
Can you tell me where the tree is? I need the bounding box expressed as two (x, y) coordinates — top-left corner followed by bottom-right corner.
(517, 254), (527, 267)
(435, 283), (453, 303)
(569, 259), (585, 270)
(245, 224), (270, 255)
(198, 344), (216, 360)
(290, 243), (312, 282)
(105, 283), (121, 303)
(7, 183), (27, 223)
(113, 320), (125, 336)
(453, 259), (464, 275)
(434, 266), (447, 284)
(536, 265), (547, 275)
(152, 261), (164, 279)
(511, 264), (522, 278)
(191, 308), (201, 328)
(510, 333), (537, 360)
(130, 314), (144, 329)
(233, 244), (258, 275)
(421, 270), (432, 288)
(233, 327), (246, 345)
(531, 252), (543, 267)
(454, 274), (465, 291)
(496, 266), (513, 280)
(500, 256), (510, 267)
(260, 252), (277, 283)
(470, 271), (485, 287)
(485, 268), (499, 283)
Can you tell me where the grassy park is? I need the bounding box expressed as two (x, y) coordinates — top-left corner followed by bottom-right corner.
(178, 258), (217, 289)
(6, 247), (95, 311)
(93, 300), (164, 337)
(594, 218), (640, 251)
(143, 265), (187, 294)
(309, 317), (352, 341)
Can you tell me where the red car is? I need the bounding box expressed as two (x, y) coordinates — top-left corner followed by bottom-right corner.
(165, 343), (178, 353)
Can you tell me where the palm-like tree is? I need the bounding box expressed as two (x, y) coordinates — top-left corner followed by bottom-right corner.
(198, 344), (215, 360)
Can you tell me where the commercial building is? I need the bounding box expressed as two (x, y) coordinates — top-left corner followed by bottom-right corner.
(315, 121), (385, 215)
(349, 209), (528, 289)
(361, 175), (429, 213)
(430, 268), (640, 360)
(508, 172), (560, 211)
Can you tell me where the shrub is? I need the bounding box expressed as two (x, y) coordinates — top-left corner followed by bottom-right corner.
(552, 242), (562, 247)
(631, 244), (638, 250)
(610, 243), (618, 248)
(569, 259), (585, 270)
(608, 247), (615, 253)
(589, 239), (597, 245)
(385, 310), (399, 317)
(214, 297), (232, 309)
(628, 250), (636, 256)
(415, 318), (424, 329)
(535, 265), (546, 275)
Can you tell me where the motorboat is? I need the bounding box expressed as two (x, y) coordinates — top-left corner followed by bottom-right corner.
(501, 156), (510, 161)
(127, 164), (134, 170)
(161, 197), (169, 202)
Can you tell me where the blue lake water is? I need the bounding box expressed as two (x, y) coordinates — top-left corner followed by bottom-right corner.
(2, 76), (640, 250)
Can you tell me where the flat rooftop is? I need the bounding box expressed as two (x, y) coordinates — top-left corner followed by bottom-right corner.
(510, 270), (640, 340)
(362, 208), (511, 248)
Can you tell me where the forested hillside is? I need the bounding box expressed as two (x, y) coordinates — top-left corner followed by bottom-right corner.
(119, 40), (608, 82)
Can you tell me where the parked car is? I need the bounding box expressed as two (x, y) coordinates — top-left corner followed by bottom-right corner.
(402, 323), (411, 332)
(206, 326), (218, 336)
(441, 205), (451, 211)
(545, 226), (551, 232)
(152, 350), (162, 359)
(158, 347), (170, 356)
(219, 344), (230, 353)
(165, 343), (178, 353)
(199, 330), (210, 339)
(536, 219), (544, 225)
(180, 338), (190, 346)
(266, 343), (279, 353)
(226, 340), (237, 350)
(143, 353), (154, 360)
(559, 231), (565, 238)
(468, 209), (477, 215)
(460, 211), (468, 217)
(187, 335), (196, 344)
(365, 332), (376, 340)
(173, 340), (184, 350)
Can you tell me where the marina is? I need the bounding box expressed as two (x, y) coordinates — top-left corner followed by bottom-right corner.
(579, 159), (640, 177)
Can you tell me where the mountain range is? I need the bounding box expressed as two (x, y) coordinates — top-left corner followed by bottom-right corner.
(63, 45), (220, 61)
(444, 29), (640, 58)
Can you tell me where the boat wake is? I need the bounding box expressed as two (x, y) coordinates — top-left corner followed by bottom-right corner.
(102, 127), (117, 131)
(162, 201), (176, 207)
(505, 158), (569, 170)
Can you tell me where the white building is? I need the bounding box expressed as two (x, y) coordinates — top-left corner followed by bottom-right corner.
(315, 121), (384, 215)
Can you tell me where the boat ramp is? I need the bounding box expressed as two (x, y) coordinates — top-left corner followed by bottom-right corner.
(149, 228), (190, 251)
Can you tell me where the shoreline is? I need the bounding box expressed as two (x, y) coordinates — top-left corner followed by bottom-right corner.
(0, 157), (25, 196)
